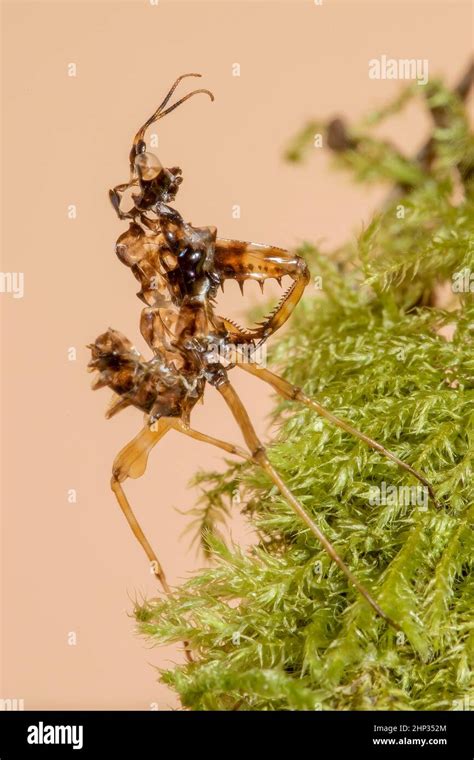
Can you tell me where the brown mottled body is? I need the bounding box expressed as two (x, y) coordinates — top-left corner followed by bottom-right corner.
(88, 75), (437, 652)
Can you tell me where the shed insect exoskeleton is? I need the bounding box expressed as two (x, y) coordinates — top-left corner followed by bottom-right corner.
(88, 74), (439, 657)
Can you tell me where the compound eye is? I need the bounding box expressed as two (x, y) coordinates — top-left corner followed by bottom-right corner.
(134, 151), (163, 181)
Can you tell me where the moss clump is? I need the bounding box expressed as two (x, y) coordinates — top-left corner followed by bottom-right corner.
(136, 76), (474, 711)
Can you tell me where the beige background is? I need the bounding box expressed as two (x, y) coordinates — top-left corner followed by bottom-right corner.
(1, 0), (472, 709)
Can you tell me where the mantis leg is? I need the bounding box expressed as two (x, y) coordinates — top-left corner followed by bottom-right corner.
(110, 418), (174, 594)
(213, 239), (310, 344)
(215, 379), (399, 630)
(110, 418), (249, 582)
(238, 363), (438, 507)
(110, 417), (250, 661)
(171, 418), (250, 461)
(109, 180), (139, 220)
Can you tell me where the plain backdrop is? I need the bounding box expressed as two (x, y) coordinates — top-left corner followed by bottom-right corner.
(1, 0), (472, 709)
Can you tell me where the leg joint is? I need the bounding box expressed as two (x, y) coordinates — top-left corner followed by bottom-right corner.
(111, 470), (125, 486)
(251, 444), (266, 460)
(290, 385), (301, 400)
(280, 383), (301, 401)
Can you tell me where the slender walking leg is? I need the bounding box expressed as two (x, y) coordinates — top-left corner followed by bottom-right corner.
(216, 379), (400, 629)
(110, 418), (196, 662)
(110, 419), (174, 593)
(238, 363), (438, 506)
(110, 418), (250, 661)
(171, 418), (250, 461)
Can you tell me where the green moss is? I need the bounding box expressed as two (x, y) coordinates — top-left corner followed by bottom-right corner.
(135, 77), (474, 711)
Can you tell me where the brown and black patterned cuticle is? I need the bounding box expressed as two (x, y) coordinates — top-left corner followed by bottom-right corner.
(88, 74), (439, 635)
